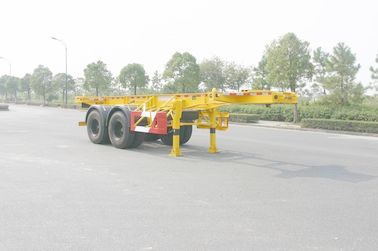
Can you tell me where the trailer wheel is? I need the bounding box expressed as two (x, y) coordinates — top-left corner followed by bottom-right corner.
(144, 134), (160, 142)
(108, 111), (135, 149)
(131, 132), (145, 148)
(180, 125), (192, 145)
(160, 125), (192, 146)
(87, 109), (109, 144)
(160, 129), (173, 145)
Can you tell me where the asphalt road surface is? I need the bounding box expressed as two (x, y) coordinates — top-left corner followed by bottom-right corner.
(1, 105), (378, 250)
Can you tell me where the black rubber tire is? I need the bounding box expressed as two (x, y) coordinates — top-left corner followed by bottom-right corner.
(108, 111), (135, 149)
(180, 125), (193, 145)
(131, 132), (145, 148)
(87, 109), (109, 144)
(160, 129), (174, 145)
(160, 125), (193, 146)
(144, 134), (160, 142)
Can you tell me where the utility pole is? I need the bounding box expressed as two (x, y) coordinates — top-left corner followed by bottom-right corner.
(51, 37), (68, 105)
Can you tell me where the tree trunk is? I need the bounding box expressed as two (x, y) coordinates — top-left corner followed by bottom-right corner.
(43, 86), (46, 105)
(293, 104), (299, 123)
(134, 85), (137, 95)
(291, 85), (299, 123)
(96, 87), (99, 96)
(27, 89), (31, 104)
(62, 89), (65, 105)
(340, 75), (345, 105)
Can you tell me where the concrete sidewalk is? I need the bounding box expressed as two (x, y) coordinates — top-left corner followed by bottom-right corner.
(250, 120), (301, 129)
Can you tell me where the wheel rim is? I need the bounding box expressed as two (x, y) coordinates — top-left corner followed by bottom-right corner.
(90, 119), (100, 136)
(113, 120), (124, 139)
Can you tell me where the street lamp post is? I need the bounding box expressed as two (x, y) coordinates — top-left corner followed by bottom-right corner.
(0, 56), (12, 75)
(51, 37), (68, 105)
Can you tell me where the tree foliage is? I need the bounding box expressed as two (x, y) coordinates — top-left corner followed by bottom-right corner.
(370, 54), (378, 91)
(84, 60), (112, 96)
(312, 47), (329, 94)
(200, 57), (226, 91)
(265, 33), (313, 92)
(370, 54), (378, 80)
(6, 76), (20, 101)
(224, 62), (251, 91)
(150, 71), (163, 92)
(263, 33), (313, 122)
(20, 73), (32, 102)
(252, 55), (270, 90)
(31, 65), (54, 104)
(119, 63), (149, 95)
(0, 35), (372, 107)
(0, 76), (6, 99)
(52, 73), (75, 102)
(0, 75), (20, 101)
(324, 43), (361, 105)
(73, 77), (85, 96)
(163, 52), (200, 93)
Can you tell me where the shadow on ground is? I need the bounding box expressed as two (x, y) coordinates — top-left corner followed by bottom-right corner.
(126, 141), (377, 184)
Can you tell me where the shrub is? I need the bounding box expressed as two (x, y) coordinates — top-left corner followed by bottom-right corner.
(229, 113), (260, 123)
(221, 104), (378, 122)
(301, 119), (378, 134)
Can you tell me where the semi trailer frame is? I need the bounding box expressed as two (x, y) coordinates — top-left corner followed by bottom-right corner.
(75, 89), (297, 156)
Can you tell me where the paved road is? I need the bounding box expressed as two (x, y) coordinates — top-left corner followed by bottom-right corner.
(1, 105), (378, 250)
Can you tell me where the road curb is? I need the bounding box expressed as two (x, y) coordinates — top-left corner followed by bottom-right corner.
(0, 104), (9, 111)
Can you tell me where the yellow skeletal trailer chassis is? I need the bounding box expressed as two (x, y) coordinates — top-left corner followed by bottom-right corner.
(75, 89), (297, 156)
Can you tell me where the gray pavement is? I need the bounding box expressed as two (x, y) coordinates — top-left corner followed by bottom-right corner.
(1, 105), (378, 250)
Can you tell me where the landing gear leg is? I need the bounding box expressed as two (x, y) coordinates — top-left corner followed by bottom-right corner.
(208, 109), (218, 153)
(169, 101), (183, 157)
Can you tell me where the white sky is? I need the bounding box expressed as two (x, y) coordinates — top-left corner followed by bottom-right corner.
(0, 0), (377, 86)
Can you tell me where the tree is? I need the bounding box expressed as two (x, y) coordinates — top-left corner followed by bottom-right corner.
(370, 54), (378, 92)
(83, 60), (112, 96)
(73, 77), (85, 96)
(265, 33), (313, 122)
(265, 33), (313, 92)
(252, 55), (271, 90)
(224, 62), (251, 91)
(163, 52), (200, 93)
(52, 73), (75, 103)
(0, 75), (20, 102)
(312, 47), (329, 95)
(325, 43), (361, 105)
(200, 57), (226, 91)
(20, 73), (32, 102)
(150, 71), (163, 93)
(0, 76), (6, 101)
(119, 63), (149, 95)
(31, 65), (54, 105)
(5, 76), (20, 102)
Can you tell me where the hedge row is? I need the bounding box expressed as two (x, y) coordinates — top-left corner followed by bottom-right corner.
(221, 105), (378, 122)
(301, 119), (378, 134)
(229, 114), (260, 123)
